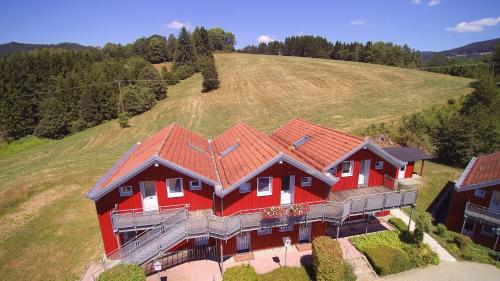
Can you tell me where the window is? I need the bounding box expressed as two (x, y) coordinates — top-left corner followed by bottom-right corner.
(328, 165), (337, 174)
(166, 178), (183, 198)
(257, 177), (272, 196)
(481, 225), (495, 237)
(280, 225), (294, 232)
(474, 189), (486, 198)
(375, 161), (384, 170)
(257, 228), (272, 236)
(301, 177), (312, 187)
(189, 180), (201, 190)
(195, 236), (209, 246)
(341, 160), (354, 177)
(119, 186), (133, 197)
(239, 182), (251, 193)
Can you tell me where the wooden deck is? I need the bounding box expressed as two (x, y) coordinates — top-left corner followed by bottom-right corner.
(328, 186), (392, 202)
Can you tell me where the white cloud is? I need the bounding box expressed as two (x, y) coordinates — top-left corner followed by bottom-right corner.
(428, 0), (441, 6)
(446, 17), (500, 32)
(349, 20), (366, 25)
(167, 20), (191, 30)
(257, 35), (275, 44)
(411, 0), (422, 5)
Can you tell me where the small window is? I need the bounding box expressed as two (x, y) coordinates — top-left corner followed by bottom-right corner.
(189, 180), (201, 190)
(328, 165), (337, 174)
(375, 161), (384, 170)
(301, 177), (312, 187)
(119, 186), (133, 197)
(280, 225), (293, 232)
(257, 228), (272, 236)
(195, 236), (209, 246)
(257, 177), (272, 196)
(474, 189), (486, 198)
(481, 225), (495, 237)
(166, 178), (184, 198)
(239, 182), (251, 193)
(341, 160), (354, 177)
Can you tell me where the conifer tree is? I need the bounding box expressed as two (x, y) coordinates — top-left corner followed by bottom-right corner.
(173, 27), (198, 68)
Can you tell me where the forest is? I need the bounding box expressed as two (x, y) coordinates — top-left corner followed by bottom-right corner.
(0, 27), (231, 142)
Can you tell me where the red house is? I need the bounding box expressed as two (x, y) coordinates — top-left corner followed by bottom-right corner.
(446, 152), (500, 251)
(86, 119), (420, 269)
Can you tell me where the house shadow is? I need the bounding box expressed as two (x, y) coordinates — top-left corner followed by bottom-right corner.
(300, 254), (315, 280)
(426, 180), (455, 224)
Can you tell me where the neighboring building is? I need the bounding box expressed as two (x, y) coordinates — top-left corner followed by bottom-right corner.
(446, 152), (500, 251)
(86, 119), (420, 269)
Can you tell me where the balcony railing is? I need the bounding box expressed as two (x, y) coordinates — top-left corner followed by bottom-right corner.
(464, 202), (500, 227)
(111, 204), (189, 232)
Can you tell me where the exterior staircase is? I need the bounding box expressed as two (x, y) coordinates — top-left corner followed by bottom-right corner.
(346, 256), (378, 281)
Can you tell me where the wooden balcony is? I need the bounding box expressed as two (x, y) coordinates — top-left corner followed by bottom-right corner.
(464, 202), (500, 227)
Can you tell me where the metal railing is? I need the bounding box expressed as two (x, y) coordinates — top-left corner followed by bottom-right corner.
(110, 204), (189, 232)
(464, 202), (500, 227)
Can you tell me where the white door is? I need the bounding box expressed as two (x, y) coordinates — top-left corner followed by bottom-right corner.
(236, 232), (250, 253)
(398, 165), (407, 179)
(358, 160), (370, 186)
(140, 181), (158, 212)
(489, 191), (500, 212)
(280, 175), (294, 205)
(299, 223), (312, 243)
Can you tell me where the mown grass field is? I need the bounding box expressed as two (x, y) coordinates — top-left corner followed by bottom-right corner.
(0, 53), (473, 280)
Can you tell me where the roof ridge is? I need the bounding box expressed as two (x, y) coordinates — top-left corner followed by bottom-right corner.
(241, 122), (281, 154)
(292, 118), (363, 142)
(155, 124), (175, 156)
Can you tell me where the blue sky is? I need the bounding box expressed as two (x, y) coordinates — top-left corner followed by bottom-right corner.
(1, 0), (499, 51)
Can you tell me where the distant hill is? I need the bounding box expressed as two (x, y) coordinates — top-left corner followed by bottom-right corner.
(0, 42), (95, 56)
(421, 37), (500, 61)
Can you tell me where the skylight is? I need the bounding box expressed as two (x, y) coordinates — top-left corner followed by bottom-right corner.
(293, 135), (311, 148)
(188, 143), (206, 154)
(220, 143), (240, 157)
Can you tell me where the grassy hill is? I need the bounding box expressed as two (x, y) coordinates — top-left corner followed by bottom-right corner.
(0, 53), (473, 280)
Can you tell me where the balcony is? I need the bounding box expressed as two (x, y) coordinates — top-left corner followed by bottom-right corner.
(110, 204), (189, 232)
(464, 202), (500, 227)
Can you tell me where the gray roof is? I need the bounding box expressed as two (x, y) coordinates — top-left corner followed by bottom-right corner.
(382, 147), (432, 162)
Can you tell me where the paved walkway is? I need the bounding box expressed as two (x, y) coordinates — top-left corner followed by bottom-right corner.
(380, 261), (500, 281)
(390, 209), (456, 262)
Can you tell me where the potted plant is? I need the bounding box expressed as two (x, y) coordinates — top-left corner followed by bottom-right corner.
(288, 204), (308, 217)
(261, 207), (283, 219)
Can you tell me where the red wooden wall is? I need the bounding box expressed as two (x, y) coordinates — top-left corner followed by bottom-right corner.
(220, 161), (329, 216)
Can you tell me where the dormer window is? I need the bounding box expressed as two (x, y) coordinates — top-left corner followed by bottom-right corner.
(119, 186), (133, 197)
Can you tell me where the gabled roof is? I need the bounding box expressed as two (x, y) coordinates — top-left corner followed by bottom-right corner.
(455, 152), (500, 191)
(383, 147), (432, 162)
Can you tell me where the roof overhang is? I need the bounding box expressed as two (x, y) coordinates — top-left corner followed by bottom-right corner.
(324, 140), (407, 172)
(86, 155), (220, 202)
(216, 152), (338, 197)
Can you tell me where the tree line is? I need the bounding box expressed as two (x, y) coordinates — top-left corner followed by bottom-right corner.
(0, 26), (228, 142)
(239, 35), (422, 68)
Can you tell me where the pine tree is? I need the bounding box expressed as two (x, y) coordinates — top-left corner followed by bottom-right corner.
(201, 56), (220, 92)
(166, 34), (177, 61)
(173, 27), (198, 68)
(192, 26), (214, 57)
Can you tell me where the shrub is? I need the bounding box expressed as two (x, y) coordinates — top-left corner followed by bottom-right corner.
(173, 64), (196, 80)
(118, 112), (130, 128)
(121, 85), (156, 116)
(453, 233), (472, 250)
(223, 265), (258, 281)
(413, 213), (432, 244)
(161, 69), (180, 85)
(436, 223), (447, 237)
(389, 217), (408, 233)
(97, 264), (146, 281)
(201, 59), (220, 93)
(259, 266), (312, 281)
(364, 245), (412, 276)
(312, 236), (351, 281)
(403, 244), (439, 266)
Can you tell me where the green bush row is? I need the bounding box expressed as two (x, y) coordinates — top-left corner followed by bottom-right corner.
(388, 217), (408, 233)
(364, 245), (413, 276)
(312, 236), (356, 281)
(98, 264), (146, 281)
(223, 264), (259, 281)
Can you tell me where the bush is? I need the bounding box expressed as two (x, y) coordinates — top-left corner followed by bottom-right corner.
(161, 68), (180, 85)
(223, 264), (259, 281)
(453, 233), (472, 250)
(259, 266), (312, 281)
(389, 217), (408, 233)
(173, 64), (196, 80)
(201, 58), (220, 93)
(413, 213), (432, 244)
(118, 112), (130, 128)
(403, 244), (439, 266)
(97, 264), (146, 281)
(436, 223), (447, 237)
(312, 236), (352, 281)
(121, 85), (156, 116)
(364, 245), (413, 276)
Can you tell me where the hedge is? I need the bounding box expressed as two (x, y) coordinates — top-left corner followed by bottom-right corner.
(259, 266), (312, 281)
(223, 264), (259, 281)
(388, 217), (408, 233)
(364, 245), (413, 276)
(312, 236), (355, 281)
(97, 264), (146, 281)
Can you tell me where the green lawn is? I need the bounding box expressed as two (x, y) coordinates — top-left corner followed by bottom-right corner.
(0, 53), (472, 281)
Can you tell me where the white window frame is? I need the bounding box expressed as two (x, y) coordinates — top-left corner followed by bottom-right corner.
(328, 165), (337, 174)
(301, 177), (312, 187)
(341, 160), (354, 177)
(257, 228), (272, 236)
(257, 177), (272, 197)
(166, 178), (184, 198)
(374, 161), (384, 170)
(119, 186), (133, 197)
(189, 180), (201, 191)
(239, 182), (251, 193)
(474, 189), (486, 198)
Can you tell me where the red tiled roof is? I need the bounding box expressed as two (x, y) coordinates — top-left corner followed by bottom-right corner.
(99, 124), (217, 189)
(271, 119), (364, 171)
(460, 152), (500, 188)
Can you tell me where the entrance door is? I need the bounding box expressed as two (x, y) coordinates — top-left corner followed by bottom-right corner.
(397, 165), (407, 179)
(299, 223), (312, 243)
(489, 191), (500, 212)
(358, 160), (371, 186)
(236, 232), (250, 253)
(281, 175), (294, 205)
(140, 181), (158, 212)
